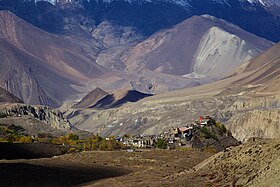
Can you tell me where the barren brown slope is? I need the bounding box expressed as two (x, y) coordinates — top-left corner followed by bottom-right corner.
(188, 139), (280, 187)
(0, 87), (23, 103)
(72, 87), (108, 109)
(226, 42), (280, 93)
(241, 42), (280, 73)
(0, 10), (106, 107)
(122, 15), (272, 77)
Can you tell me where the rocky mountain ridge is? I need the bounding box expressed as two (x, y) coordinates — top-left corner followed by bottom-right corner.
(0, 103), (71, 130)
(2, 0), (279, 42)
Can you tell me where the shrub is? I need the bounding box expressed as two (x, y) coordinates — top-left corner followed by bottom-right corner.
(208, 118), (216, 125)
(122, 134), (131, 138)
(67, 133), (79, 141)
(17, 136), (33, 143)
(204, 147), (218, 154)
(99, 141), (108, 150)
(215, 122), (227, 134)
(0, 138), (7, 142)
(37, 133), (52, 139)
(8, 124), (25, 133)
(6, 134), (15, 143)
(0, 113), (7, 118)
(69, 147), (76, 153)
(155, 138), (168, 149)
(201, 127), (218, 140)
(177, 147), (192, 152)
(17, 136), (26, 143)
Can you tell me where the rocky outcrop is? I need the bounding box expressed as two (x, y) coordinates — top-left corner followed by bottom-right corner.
(191, 125), (240, 152)
(227, 109), (280, 142)
(68, 95), (237, 137)
(0, 104), (71, 130)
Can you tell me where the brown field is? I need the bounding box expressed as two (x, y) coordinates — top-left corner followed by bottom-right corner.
(0, 145), (214, 187)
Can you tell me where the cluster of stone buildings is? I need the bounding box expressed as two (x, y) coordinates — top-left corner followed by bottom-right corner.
(116, 116), (214, 149)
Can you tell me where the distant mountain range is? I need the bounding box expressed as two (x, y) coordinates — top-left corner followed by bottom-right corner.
(0, 0), (279, 107)
(0, 0), (279, 42)
(0, 11), (272, 107)
(0, 0), (280, 141)
(0, 11), (108, 107)
(122, 15), (272, 77)
(36, 0), (280, 7)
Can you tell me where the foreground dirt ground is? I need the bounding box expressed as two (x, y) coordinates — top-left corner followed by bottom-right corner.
(2, 139), (279, 187)
(0, 149), (213, 187)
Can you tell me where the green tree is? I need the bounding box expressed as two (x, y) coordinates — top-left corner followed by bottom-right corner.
(201, 126), (218, 140)
(67, 133), (79, 141)
(99, 140), (108, 150)
(215, 122), (227, 133)
(155, 138), (168, 149)
(122, 134), (130, 138)
(0, 113), (7, 118)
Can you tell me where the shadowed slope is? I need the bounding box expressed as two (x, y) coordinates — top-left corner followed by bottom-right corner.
(0, 143), (64, 159)
(0, 87), (23, 103)
(0, 162), (130, 187)
(91, 90), (153, 109)
(0, 10), (106, 107)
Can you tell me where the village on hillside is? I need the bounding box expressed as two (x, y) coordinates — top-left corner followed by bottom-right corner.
(115, 116), (218, 150)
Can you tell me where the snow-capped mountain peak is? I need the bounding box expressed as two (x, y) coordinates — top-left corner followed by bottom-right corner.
(34, 0), (280, 7)
(35, 0), (57, 5)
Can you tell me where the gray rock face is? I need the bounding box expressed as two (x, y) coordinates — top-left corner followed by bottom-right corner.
(0, 104), (71, 130)
(190, 125), (240, 152)
(225, 96), (280, 141)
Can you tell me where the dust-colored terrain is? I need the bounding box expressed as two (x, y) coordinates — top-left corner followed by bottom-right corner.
(183, 138), (280, 187)
(0, 148), (213, 187)
(1, 139), (280, 187)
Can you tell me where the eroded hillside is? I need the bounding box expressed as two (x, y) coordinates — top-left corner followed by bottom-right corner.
(69, 42), (280, 142)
